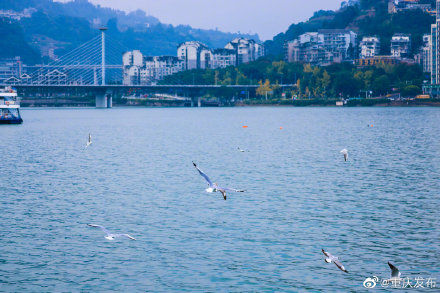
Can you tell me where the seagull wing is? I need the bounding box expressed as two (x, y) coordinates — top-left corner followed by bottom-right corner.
(322, 249), (331, 258)
(115, 234), (136, 240)
(87, 224), (110, 234)
(218, 189), (227, 200)
(334, 258), (348, 273)
(388, 262), (400, 278)
(192, 162), (214, 187)
(217, 187), (245, 200)
(223, 187), (246, 193)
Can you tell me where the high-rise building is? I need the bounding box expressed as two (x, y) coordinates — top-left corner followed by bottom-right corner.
(424, 0), (440, 95)
(210, 49), (236, 69)
(360, 36), (380, 58)
(224, 38), (265, 66)
(431, 1), (440, 84)
(177, 41), (209, 70)
(318, 29), (357, 60)
(432, 24), (438, 84)
(390, 34), (411, 58)
(123, 50), (184, 85)
(285, 30), (356, 65)
(420, 34), (432, 73)
(177, 38), (263, 69)
(123, 38), (263, 85)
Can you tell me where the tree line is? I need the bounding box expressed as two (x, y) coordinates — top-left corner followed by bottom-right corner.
(160, 60), (425, 99)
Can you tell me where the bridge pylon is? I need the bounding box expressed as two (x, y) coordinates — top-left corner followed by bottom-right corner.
(95, 89), (112, 108)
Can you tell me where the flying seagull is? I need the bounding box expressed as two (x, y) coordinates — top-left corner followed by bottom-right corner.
(87, 224), (136, 240)
(192, 162), (245, 200)
(340, 149), (348, 161)
(237, 147), (246, 152)
(322, 249), (348, 273)
(388, 262), (402, 280)
(85, 133), (92, 148)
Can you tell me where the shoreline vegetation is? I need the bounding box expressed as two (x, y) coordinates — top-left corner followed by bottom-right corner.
(238, 98), (440, 107)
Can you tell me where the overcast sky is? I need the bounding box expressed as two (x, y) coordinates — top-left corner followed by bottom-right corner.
(63, 0), (344, 40)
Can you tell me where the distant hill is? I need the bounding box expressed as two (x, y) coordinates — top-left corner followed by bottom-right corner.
(264, 0), (435, 58)
(0, 0), (160, 31)
(0, 18), (41, 64)
(0, 0), (259, 64)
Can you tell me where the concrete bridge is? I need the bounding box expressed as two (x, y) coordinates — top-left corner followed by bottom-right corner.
(8, 84), (296, 108)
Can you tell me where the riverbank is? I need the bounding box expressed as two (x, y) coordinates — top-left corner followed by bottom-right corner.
(237, 98), (440, 107)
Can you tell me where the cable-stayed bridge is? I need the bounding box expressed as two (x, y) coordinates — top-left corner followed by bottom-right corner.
(2, 29), (295, 107)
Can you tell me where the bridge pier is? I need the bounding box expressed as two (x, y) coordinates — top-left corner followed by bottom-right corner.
(197, 97), (201, 107)
(95, 91), (112, 108)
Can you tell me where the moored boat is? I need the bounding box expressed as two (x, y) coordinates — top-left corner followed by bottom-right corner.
(0, 87), (23, 124)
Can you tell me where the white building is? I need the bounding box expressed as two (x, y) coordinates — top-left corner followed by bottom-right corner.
(123, 50), (184, 85)
(225, 38), (265, 66)
(177, 39), (262, 69)
(431, 2), (440, 84)
(298, 32), (322, 44)
(318, 29), (357, 60)
(360, 36), (380, 58)
(123, 50), (143, 85)
(421, 34), (432, 73)
(254, 43), (265, 60)
(391, 34), (411, 58)
(124, 38), (263, 84)
(177, 41), (209, 70)
(141, 56), (184, 83)
(285, 29), (356, 65)
(211, 49), (236, 69)
(199, 48), (212, 70)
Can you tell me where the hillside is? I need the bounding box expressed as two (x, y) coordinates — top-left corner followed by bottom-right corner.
(0, 18), (41, 64)
(0, 0), (259, 64)
(265, 0), (435, 57)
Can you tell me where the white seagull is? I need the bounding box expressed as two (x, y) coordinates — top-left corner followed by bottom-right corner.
(85, 133), (92, 148)
(322, 249), (348, 273)
(87, 224), (136, 240)
(387, 262), (402, 280)
(192, 162), (245, 200)
(237, 147), (246, 152)
(340, 149), (348, 161)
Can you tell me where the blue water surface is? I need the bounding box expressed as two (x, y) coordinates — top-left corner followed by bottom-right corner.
(0, 107), (439, 292)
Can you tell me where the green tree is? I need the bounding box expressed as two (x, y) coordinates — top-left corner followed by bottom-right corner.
(372, 75), (391, 95)
(401, 85), (421, 97)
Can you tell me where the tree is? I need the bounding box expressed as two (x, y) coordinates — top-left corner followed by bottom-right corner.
(372, 75), (391, 96)
(401, 85), (421, 97)
(235, 69), (247, 85)
(256, 79), (272, 98)
(318, 70), (331, 98)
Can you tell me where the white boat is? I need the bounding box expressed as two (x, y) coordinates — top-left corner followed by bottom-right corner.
(0, 87), (23, 124)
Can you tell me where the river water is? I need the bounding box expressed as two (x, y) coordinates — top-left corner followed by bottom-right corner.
(1, 107), (439, 292)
